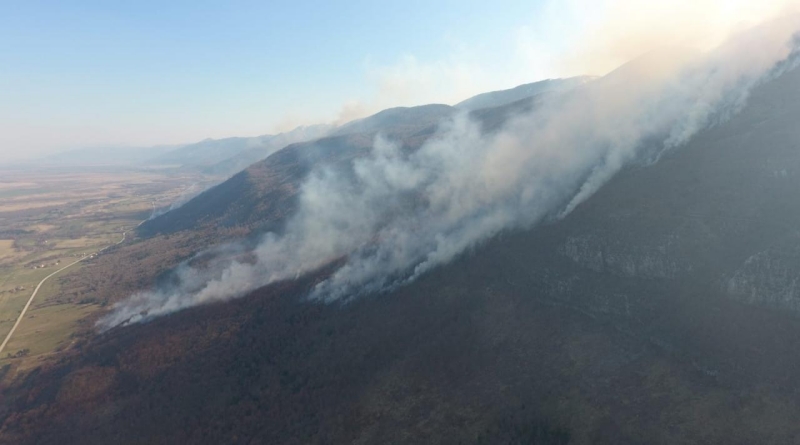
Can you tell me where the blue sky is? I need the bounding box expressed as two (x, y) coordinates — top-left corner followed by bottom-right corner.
(1, 1), (579, 158)
(0, 0), (781, 159)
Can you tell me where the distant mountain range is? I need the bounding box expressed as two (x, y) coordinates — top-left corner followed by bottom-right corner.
(38, 76), (589, 177)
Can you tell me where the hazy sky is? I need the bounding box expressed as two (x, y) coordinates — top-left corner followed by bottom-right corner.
(0, 0), (791, 160)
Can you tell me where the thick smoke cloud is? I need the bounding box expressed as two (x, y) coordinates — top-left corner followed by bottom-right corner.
(98, 16), (800, 329)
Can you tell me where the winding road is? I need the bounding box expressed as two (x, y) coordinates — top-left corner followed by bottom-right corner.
(0, 228), (132, 356)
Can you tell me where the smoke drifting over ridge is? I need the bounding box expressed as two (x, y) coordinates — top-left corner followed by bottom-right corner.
(99, 15), (800, 329)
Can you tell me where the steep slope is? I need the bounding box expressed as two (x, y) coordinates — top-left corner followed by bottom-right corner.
(137, 104), (460, 237)
(137, 97), (544, 238)
(554, 64), (800, 314)
(139, 133), (376, 236)
(331, 103), (456, 136)
(454, 76), (594, 111)
(145, 135), (269, 168)
(203, 124), (333, 177)
(145, 124), (332, 173)
(3, 65), (800, 444)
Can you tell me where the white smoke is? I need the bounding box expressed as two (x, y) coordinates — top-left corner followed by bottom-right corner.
(98, 15), (800, 330)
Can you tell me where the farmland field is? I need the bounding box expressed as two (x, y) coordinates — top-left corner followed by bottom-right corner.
(0, 166), (217, 375)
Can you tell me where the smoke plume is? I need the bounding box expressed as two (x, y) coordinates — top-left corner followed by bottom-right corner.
(98, 15), (800, 329)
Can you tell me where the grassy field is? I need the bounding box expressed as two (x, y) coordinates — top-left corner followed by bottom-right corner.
(0, 167), (217, 374)
(0, 240), (23, 264)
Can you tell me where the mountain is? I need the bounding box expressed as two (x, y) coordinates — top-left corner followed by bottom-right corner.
(331, 103), (456, 136)
(137, 99), (542, 237)
(144, 125), (332, 174)
(4, 62), (800, 443)
(139, 133), (376, 236)
(454, 76), (594, 111)
(144, 135), (274, 169)
(202, 124), (333, 176)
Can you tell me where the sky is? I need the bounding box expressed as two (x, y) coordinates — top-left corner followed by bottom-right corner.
(0, 0), (793, 161)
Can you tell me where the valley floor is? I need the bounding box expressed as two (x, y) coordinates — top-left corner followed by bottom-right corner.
(0, 167), (215, 380)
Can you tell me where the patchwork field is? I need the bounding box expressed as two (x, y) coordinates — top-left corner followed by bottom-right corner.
(0, 166), (217, 375)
